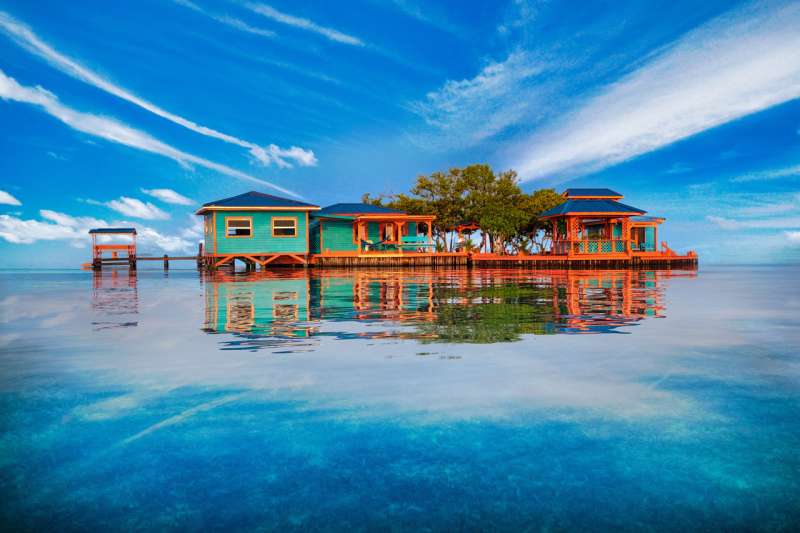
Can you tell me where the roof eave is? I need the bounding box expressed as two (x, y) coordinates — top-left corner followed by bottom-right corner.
(196, 205), (320, 215)
(541, 211), (645, 219)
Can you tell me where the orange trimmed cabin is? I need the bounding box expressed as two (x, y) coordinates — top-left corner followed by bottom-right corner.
(196, 191), (320, 269)
(473, 188), (696, 267)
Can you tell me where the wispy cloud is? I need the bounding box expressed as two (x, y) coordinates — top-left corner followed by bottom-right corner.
(786, 231), (800, 244)
(385, 0), (461, 35)
(730, 163), (800, 182)
(0, 209), (196, 252)
(706, 215), (800, 230)
(172, 0), (277, 39)
(511, 1), (800, 180)
(409, 51), (544, 149)
(0, 69), (301, 197)
(244, 2), (363, 46)
(0, 189), (21, 206)
(141, 188), (194, 206)
(737, 201), (798, 216)
(103, 197), (170, 220)
(0, 10), (315, 168)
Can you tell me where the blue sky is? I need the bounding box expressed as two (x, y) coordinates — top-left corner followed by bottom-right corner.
(1, 0), (799, 266)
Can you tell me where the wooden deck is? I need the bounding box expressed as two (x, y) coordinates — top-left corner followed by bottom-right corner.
(87, 250), (697, 270)
(310, 252), (468, 267)
(470, 252), (698, 269)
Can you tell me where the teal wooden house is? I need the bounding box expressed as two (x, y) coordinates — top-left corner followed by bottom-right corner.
(196, 191), (320, 268)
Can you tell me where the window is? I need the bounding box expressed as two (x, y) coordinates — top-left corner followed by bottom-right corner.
(273, 304), (299, 320)
(273, 291), (298, 301)
(226, 294), (254, 332)
(272, 217), (297, 237)
(226, 217), (252, 237)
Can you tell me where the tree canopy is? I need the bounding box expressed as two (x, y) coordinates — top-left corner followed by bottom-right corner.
(364, 164), (564, 253)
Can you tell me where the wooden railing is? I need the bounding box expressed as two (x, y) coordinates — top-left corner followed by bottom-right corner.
(573, 240), (627, 254)
(552, 240), (627, 255)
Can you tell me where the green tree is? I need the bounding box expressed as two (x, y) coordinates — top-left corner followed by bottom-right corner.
(519, 188), (564, 252)
(363, 164), (564, 255)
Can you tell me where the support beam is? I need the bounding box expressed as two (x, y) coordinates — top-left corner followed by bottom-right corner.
(261, 255), (280, 266)
(213, 255), (235, 268)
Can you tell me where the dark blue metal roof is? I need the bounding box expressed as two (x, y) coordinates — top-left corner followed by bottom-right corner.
(202, 191), (318, 209)
(317, 203), (405, 215)
(540, 199), (645, 217)
(89, 227), (137, 234)
(564, 188), (623, 198)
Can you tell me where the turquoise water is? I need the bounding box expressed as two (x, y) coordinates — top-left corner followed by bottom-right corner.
(1, 266), (799, 531)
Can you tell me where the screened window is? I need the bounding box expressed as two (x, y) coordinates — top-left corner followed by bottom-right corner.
(226, 217), (252, 237)
(272, 217), (297, 237)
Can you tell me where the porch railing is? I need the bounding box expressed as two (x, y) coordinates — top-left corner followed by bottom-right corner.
(552, 240), (627, 255)
(573, 239), (627, 254)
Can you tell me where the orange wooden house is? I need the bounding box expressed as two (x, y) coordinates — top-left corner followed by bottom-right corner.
(539, 188), (679, 258)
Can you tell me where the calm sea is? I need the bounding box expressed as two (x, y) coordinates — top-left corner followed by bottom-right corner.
(1, 266), (798, 531)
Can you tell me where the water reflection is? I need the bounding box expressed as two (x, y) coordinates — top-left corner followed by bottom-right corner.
(91, 270), (139, 330)
(201, 268), (696, 348)
(4, 267), (800, 530)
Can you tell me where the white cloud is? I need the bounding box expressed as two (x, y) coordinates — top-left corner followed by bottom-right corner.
(173, 0), (277, 39)
(135, 226), (196, 253)
(0, 11), (315, 168)
(0, 68), (301, 197)
(244, 2), (363, 46)
(0, 211), (97, 244)
(785, 231), (800, 244)
(141, 188), (194, 206)
(737, 201), (797, 216)
(409, 51), (544, 149)
(105, 197), (170, 220)
(0, 209), (196, 252)
(511, 1), (800, 180)
(706, 215), (800, 230)
(0, 189), (21, 206)
(180, 215), (204, 239)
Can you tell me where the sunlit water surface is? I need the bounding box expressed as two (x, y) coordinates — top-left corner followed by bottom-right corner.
(1, 266), (799, 531)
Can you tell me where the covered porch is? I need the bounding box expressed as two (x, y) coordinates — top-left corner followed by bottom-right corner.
(355, 214), (436, 254)
(315, 214), (438, 257)
(550, 216), (632, 256)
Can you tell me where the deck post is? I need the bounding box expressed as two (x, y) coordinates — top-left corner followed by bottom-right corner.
(163, 254), (169, 270)
(623, 218), (632, 256)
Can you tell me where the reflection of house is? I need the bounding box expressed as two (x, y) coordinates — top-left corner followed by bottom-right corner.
(313, 271), (435, 323)
(548, 269), (697, 333)
(203, 273), (313, 338)
(91, 270), (139, 329)
(196, 191), (320, 269)
(200, 268), (694, 346)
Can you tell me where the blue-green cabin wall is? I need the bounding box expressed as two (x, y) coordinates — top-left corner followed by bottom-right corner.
(209, 210), (309, 255)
